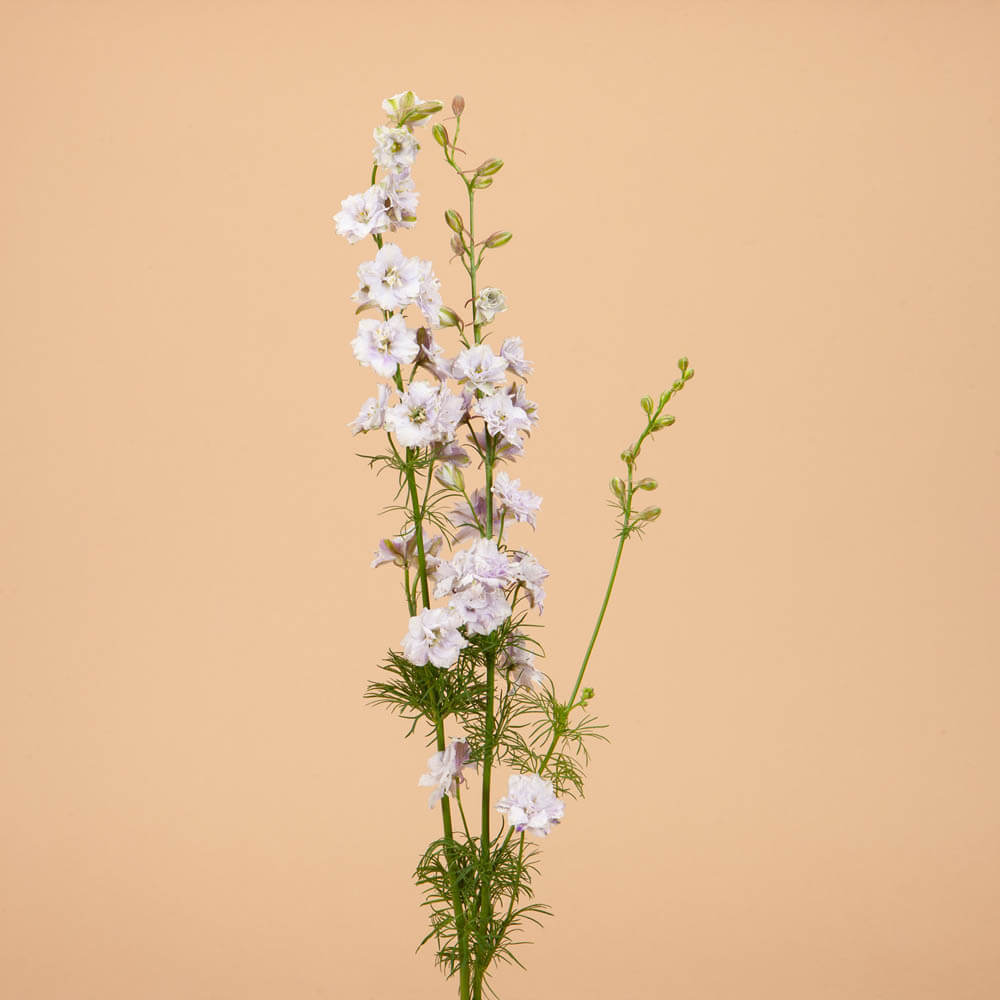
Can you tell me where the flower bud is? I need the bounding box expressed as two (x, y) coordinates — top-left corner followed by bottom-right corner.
(471, 175), (493, 189)
(636, 506), (661, 522)
(658, 390), (672, 408)
(651, 415), (675, 431)
(438, 306), (462, 328)
(636, 477), (658, 491)
(640, 395), (654, 416)
(484, 230), (513, 248)
(445, 209), (464, 233)
(610, 477), (626, 501)
(449, 234), (464, 256)
(475, 158), (504, 177)
(620, 447), (636, 465)
(678, 356), (689, 372)
(683, 367), (695, 381)
(432, 123), (449, 148)
(435, 464), (465, 491)
(672, 379), (684, 392)
(451, 95), (465, 116)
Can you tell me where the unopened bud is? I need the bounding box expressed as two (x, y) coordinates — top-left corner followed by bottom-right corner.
(637, 506), (662, 522)
(640, 395), (654, 416)
(435, 464), (465, 491)
(484, 230), (513, 248)
(636, 477), (658, 491)
(444, 209), (464, 233)
(475, 158), (504, 177)
(610, 477), (626, 501)
(651, 415), (675, 431)
(471, 175), (493, 189)
(658, 390), (671, 408)
(683, 367), (695, 380)
(451, 95), (465, 116)
(678, 356), (689, 372)
(438, 306), (461, 328)
(449, 234), (464, 256)
(672, 379), (684, 392)
(620, 447), (636, 465)
(432, 123), (449, 148)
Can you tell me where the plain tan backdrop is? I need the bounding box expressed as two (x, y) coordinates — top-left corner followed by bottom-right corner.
(2, 1), (998, 998)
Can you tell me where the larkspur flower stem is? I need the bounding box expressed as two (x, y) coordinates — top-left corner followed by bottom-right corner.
(406, 451), (472, 999)
(388, 384), (472, 997)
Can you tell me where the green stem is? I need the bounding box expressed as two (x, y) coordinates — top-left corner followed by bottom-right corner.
(403, 445), (470, 1000)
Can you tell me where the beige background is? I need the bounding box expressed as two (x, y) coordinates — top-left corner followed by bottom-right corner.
(2, 1), (998, 998)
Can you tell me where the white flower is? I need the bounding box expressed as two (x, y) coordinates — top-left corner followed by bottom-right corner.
(500, 337), (533, 378)
(511, 382), (539, 425)
(513, 551), (549, 613)
(373, 125), (420, 172)
(433, 538), (516, 596)
(415, 258), (443, 328)
(334, 187), (387, 244)
(448, 582), (511, 636)
(478, 393), (532, 447)
(377, 169), (419, 231)
(418, 738), (474, 808)
(451, 344), (509, 396)
(348, 384), (390, 435)
(351, 316), (419, 377)
(357, 244), (423, 312)
(505, 642), (545, 689)
(402, 607), (468, 669)
(492, 471), (542, 528)
(496, 773), (564, 837)
(382, 90), (437, 128)
(475, 287), (507, 324)
(385, 380), (466, 448)
(416, 327), (452, 381)
(371, 529), (443, 569)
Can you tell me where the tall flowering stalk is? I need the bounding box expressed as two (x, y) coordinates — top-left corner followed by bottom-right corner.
(337, 90), (695, 999)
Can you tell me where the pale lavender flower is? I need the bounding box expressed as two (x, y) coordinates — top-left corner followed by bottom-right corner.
(447, 488), (488, 542)
(447, 582), (511, 636)
(492, 470), (542, 528)
(418, 738), (474, 808)
(478, 393), (532, 447)
(468, 426), (524, 463)
(513, 551), (549, 613)
(334, 187), (388, 244)
(385, 380), (466, 448)
(434, 439), (471, 469)
(416, 326), (452, 381)
(434, 538), (516, 596)
(377, 169), (419, 231)
(415, 259), (443, 328)
(371, 529), (443, 569)
(504, 640), (545, 689)
(373, 125), (420, 172)
(357, 244), (423, 312)
(348, 384), (390, 435)
(500, 337), (533, 378)
(402, 607), (468, 669)
(509, 657), (545, 690)
(351, 316), (419, 377)
(452, 344), (509, 396)
(495, 773), (564, 837)
(511, 382), (540, 426)
(475, 286), (507, 324)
